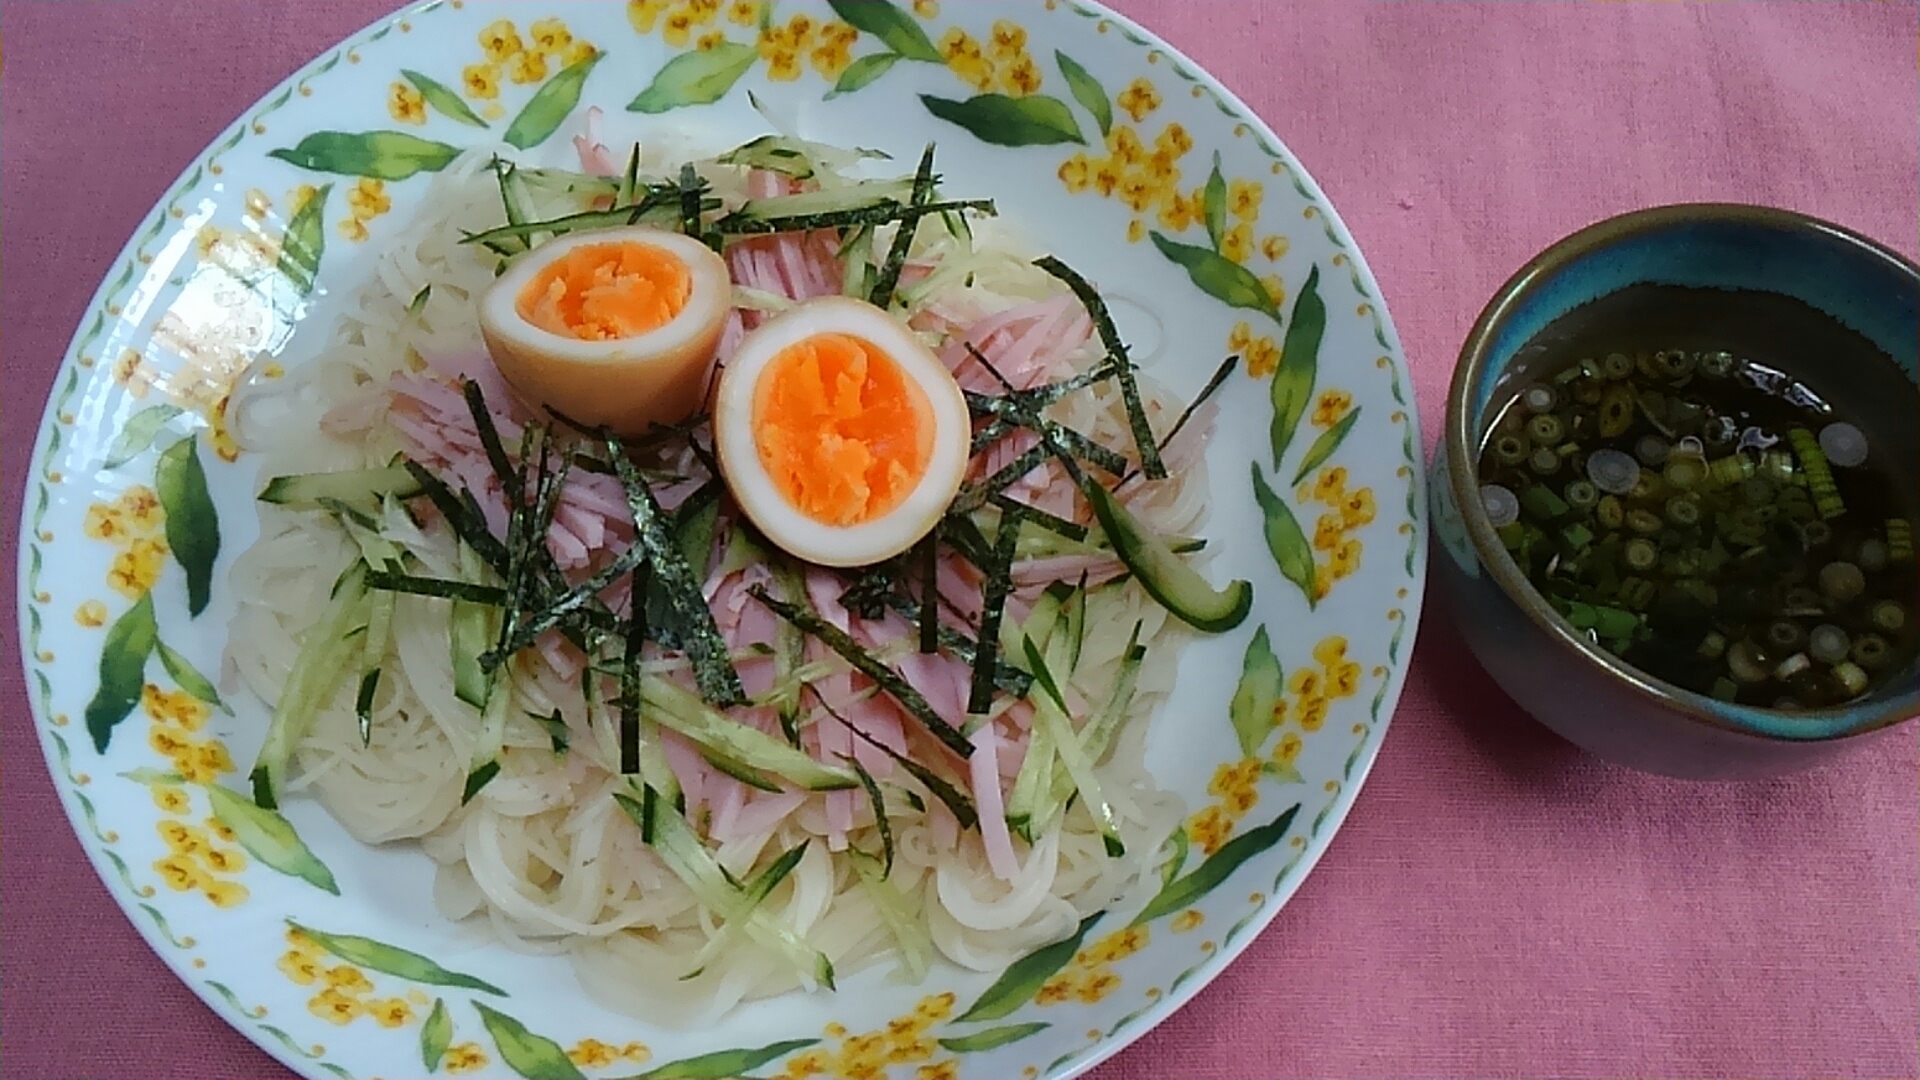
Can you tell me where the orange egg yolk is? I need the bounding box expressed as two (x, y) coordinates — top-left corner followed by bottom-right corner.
(752, 333), (936, 527)
(517, 241), (692, 341)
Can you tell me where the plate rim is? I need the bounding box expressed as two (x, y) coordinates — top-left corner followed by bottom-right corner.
(11, 2), (1429, 1077)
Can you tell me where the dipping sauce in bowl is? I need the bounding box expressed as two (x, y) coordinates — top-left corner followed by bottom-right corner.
(1473, 284), (1918, 711)
(1431, 204), (1919, 779)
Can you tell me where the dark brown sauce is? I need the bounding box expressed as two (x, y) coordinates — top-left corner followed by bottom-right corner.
(1475, 285), (1918, 710)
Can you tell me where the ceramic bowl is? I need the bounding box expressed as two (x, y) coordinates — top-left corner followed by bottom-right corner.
(1430, 204), (1918, 780)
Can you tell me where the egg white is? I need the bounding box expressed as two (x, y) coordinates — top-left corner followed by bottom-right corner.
(478, 226), (732, 435)
(714, 296), (971, 568)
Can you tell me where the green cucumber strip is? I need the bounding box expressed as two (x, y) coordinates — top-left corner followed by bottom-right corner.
(1022, 637), (1124, 857)
(729, 177), (914, 221)
(460, 189), (688, 250)
(851, 850), (933, 983)
(643, 676), (858, 792)
(258, 464), (421, 510)
(250, 562), (368, 808)
(1048, 626), (1143, 807)
(615, 788), (835, 990)
(840, 225), (875, 298)
(1083, 481), (1250, 633)
(450, 544), (499, 710)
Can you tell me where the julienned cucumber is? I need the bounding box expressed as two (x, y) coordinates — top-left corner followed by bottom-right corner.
(1082, 482), (1250, 632)
(258, 465), (422, 510)
(251, 562), (370, 807)
(729, 178), (916, 223)
(451, 543), (497, 710)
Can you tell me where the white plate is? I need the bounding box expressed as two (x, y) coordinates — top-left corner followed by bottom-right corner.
(16, 3), (1424, 1077)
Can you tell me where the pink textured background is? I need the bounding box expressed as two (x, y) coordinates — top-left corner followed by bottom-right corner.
(4, 2), (1917, 1078)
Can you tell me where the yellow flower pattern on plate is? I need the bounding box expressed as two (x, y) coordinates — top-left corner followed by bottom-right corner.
(776, 993), (958, 1080)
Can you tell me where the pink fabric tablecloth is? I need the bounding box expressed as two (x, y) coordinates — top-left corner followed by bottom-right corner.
(4, 2), (1916, 1078)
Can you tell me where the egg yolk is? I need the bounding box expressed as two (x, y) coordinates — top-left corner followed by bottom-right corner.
(517, 241), (692, 341)
(752, 333), (936, 527)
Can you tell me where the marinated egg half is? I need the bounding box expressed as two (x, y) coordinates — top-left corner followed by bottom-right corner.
(714, 296), (970, 567)
(478, 226), (732, 435)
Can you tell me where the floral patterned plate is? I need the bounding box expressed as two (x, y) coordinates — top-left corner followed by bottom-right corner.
(16, 2), (1424, 1077)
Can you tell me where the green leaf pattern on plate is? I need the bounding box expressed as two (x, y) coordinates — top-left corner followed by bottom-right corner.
(920, 93), (1086, 147)
(1202, 152), (1228, 254)
(826, 52), (901, 99)
(103, 404), (183, 470)
(85, 593), (156, 752)
(276, 182), (329, 298)
(268, 131), (461, 180)
(403, 69), (489, 128)
(474, 1001), (586, 1080)
(628, 1038), (821, 1079)
(938, 1022), (1051, 1053)
(505, 50), (602, 150)
(421, 998), (453, 1073)
(628, 44), (758, 114)
(956, 913), (1102, 1023)
(156, 435), (220, 618)
(287, 921), (507, 996)
(1292, 403), (1362, 488)
(156, 637), (227, 712)
(1149, 231), (1277, 320)
(828, 0), (942, 62)
(1268, 263), (1326, 468)
(1229, 625), (1284, 757)
(1251, 461), (1318, 608)
(1055, 50), (1111, 137)
(1135, 805), (1300, 925)
(206, 784), (340, 895)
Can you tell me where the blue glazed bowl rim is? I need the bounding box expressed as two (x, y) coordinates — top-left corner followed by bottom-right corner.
(1446, 202), (1920, 744)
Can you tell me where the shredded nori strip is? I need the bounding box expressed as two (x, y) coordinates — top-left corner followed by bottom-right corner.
(607, 436), (745, 707)
(481, 544), (643, 668)
(962, 385), (1129, 476)
(464, 379), (525, 506)
(530, 708), (570, 755)
(678, 162), (705, 238)
(990, 493), (1089, 543)
(827, 692), (979, 830)
(355, 669), (380, 747)
(749, 586), (974, 761)
(405, 461), (512, 571)
(951, 442), (1051, 514)
(1034, 255), (1165, 479)
(462, 760), (501, 804)
(918, 530), (940, 655)
(839, 560), (901, 620)
(714, 197), (994, 237)
(843, 755), (895, 875)
(939, 511), (996, 570)
(879, 591), (1032, 697)
(619, 563), (650, 775)
(364, 568), (508, 606)
(1117, 354), (1239, 490)
(869, 143), (936, 310)
(618, 144), (643, 205)
(967, 502), (1024, 715)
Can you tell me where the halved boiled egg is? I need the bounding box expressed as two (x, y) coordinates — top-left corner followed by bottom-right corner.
(714, 296), (970, 568)
(478, 226), (731, 435)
